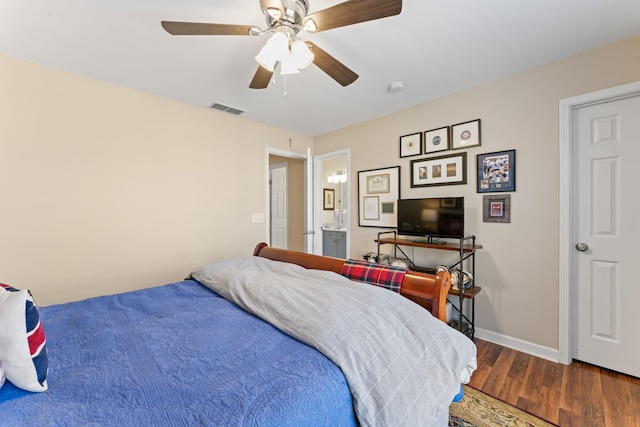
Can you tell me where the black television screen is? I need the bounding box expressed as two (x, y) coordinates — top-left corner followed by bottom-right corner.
(397, 197), (464, 238)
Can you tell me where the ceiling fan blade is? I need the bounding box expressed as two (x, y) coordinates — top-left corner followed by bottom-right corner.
(307, 42), (358, 87)
(303, 0), (402, 32)
(161, 21), (254, 36)
(249, 66), (274, 89)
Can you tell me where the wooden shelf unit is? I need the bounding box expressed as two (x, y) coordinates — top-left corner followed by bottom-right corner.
(375, 231), (481, 338)
(375, 236), (481, 254)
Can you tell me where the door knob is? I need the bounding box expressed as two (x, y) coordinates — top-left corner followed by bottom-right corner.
(575, 242), (589, 252)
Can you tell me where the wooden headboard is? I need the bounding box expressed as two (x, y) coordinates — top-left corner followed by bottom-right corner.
(252, 243), (451, 322)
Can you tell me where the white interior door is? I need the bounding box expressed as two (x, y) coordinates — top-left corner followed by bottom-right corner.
(270, 164), (288, 249)
(572, 93), (640, 377)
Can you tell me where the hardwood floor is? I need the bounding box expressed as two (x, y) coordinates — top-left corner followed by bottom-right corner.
(468, 339), (640, 426)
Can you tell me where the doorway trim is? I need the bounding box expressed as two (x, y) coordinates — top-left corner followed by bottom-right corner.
(558, 80), (640, 365)
(265, 147), (307, 248)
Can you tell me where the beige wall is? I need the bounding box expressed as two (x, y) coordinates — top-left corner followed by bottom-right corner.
(315, 35), (640, 350)
(2, 34), (639, 351)
(0, 55), (312, 305)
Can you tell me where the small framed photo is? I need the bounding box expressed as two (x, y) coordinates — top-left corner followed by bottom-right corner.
(381, 202), (395, 214)
(452, 119), (481, 150)
(477, 149), (516, 192)
(410, 152), (467, 188)
(399, 132), (422, 158)
(323, 188), (335, 210)
(424, 126), (450, 154)
(483, 194), (511, 223)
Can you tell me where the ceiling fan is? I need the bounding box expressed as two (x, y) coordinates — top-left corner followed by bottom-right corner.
(161, 0), (402, 89)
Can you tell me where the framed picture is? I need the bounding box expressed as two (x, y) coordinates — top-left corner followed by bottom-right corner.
(424, 126), (450, 154)
(399, 132), (422, 158)
(363, 196), (380, 220)
(358, 166), (400, 228)
(410, 152), (467, 188)
(381, 202), (395, 214)
(477, 149), (516, 192)
(323, 188), (335, 210)
(366, 173), (390, 194)
(452, 119), (481, 150)
(483, 194), (511, 223)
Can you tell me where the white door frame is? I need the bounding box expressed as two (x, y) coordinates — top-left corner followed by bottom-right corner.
(265, 147), (307, 249)
(313, 149), (350, 255)
(558, 80), (640, 365)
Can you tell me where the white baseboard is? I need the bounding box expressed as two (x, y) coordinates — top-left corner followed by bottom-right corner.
(474, 327), (561, 364)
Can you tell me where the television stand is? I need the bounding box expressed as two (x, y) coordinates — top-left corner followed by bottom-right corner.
(424, 235), (447, 244)
(375, 231), (482, 338)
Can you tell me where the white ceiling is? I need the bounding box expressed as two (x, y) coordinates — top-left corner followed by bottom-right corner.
(1, 0), (639, 136)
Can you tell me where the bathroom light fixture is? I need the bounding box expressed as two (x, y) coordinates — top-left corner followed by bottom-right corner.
(327, 170), (347, 183)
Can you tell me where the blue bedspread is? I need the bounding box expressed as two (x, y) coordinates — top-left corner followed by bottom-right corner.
(0, 280), (356, 426)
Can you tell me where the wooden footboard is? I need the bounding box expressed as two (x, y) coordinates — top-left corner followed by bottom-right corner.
(253, 243), (451, 322)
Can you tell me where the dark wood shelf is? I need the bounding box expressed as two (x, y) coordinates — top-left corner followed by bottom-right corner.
(375, 237), (482, 253)
(448, 286), (481, 299)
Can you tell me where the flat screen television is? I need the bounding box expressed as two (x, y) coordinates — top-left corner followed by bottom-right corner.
(397, 197), (464, 239)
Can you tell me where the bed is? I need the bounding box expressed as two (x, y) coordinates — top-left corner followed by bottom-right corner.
(0, 243), (476, 426)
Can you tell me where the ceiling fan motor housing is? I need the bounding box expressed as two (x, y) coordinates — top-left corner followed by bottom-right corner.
(281, 0), (309, 25)
(264, 0), (309, 31)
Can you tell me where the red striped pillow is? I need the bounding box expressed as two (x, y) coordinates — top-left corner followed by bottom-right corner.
(341, 259), (406, 293)
(0, 283), (49, 392)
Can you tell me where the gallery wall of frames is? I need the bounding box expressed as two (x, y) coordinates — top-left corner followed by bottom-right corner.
(358, 119), (516, 227)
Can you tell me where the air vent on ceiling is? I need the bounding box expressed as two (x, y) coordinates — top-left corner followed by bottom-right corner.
(210, 102), (244, 115)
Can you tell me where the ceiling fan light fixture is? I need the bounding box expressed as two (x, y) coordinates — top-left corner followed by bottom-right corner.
(291, 40), (314, 69)
(256, 31), (313, 76)
(255, 31), (289, 71)
(255, 47), (276, 72)
(163, 0), (403, 89)
(279, 56), (301, 75)
(302, 18), (317, 32)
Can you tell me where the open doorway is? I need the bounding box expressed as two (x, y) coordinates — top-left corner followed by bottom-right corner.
(266, 148), (349, 256)
(269, 154), (305, 252)
(313, 149), (350, 257)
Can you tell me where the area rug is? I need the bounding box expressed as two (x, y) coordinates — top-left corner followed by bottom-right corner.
(449, 386), (556, 427)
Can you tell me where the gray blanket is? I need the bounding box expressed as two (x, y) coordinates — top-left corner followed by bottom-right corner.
(192, 256), (477, 426)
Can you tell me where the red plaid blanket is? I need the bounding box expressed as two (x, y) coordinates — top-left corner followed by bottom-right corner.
(340, 259), (407, 293)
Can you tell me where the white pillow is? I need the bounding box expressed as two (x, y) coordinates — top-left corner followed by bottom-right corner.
(0, 283), (48, 392)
